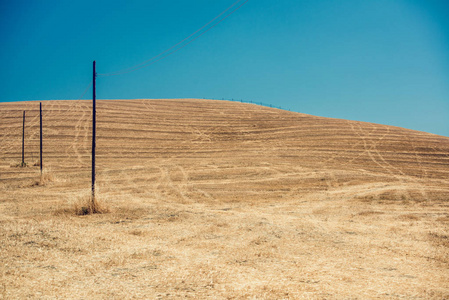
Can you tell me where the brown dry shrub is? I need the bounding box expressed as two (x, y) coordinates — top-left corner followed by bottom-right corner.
(10, 161), (28, 168)
(36, 169), (55, 186)
(71, 191), (110, 215)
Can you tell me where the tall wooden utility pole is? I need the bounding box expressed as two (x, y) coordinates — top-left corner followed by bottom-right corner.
(92, 61), (96, 200)
(39, 102), (43, 174)
(22, 111), (25, 167)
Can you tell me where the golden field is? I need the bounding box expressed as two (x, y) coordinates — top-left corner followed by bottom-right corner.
(1, 99), (448, 299)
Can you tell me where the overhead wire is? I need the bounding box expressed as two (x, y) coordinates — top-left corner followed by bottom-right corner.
(97, 0), (248, 77)
(77, 80), (93, 100)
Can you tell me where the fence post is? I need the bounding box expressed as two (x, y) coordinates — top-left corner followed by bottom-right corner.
(22, 111), (25, 167)
(92, 61), (96, 201)
(40, 102), (43, 174)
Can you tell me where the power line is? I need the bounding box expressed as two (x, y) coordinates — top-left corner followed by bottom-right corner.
(77, 80), (93, 100)
(98, 0), (248, 77)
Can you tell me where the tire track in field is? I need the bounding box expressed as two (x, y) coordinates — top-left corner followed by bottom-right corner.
(403, 134), (436, 200)
(173, 164), (217, 201)
(331, 121), (387, 168)
(350, 122), (402, 177)
(175, 164), (194, 202)
(367, 124), (431, 199)
(141, 99), (157, 112)
(156, 165), (189, 203)
(191, 127), (212, 143)
(153, 161), (217, 203)
(405, 134), (428, 179)
(0, 109), (21, 156)
(49, 101), (78, 163)
(347, 121), (415, 199)
(350, 122), (432, 200)
(81, 101), (92, 165)
(326, 182), (411, 202)
(65, 102), (88, 166)
(364, 123), (406, 176)
(320, 123), (365, 166)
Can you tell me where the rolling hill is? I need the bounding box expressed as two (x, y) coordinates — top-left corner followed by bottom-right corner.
(1, 99), (448, 298)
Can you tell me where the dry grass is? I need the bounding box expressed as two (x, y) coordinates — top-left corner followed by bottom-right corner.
(1, 99), (448, 299)
(37, 169), (55, 186)
(71, 193), (110, 215)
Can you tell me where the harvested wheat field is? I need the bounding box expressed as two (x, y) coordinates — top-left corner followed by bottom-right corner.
(1, 99), (448, 299)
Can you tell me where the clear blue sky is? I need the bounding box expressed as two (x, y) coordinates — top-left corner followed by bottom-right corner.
(1, 0), (448, 136)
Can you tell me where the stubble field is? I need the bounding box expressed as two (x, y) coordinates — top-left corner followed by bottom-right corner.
(1, 99), (448, 299)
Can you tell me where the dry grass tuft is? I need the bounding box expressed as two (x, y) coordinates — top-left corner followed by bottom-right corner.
(72, 193), (110, 215)
(10, 161), (28, 168)
(33, 169), (55, 186)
